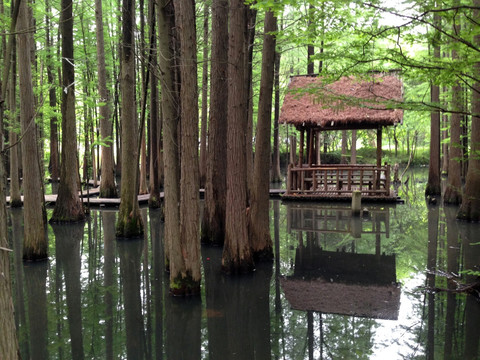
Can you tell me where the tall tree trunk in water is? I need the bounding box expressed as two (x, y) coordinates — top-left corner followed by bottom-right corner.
(148, 0), (161, 208)
(8, 35), (21, 207)
(443, 19), (463, 205)
(245, 8), (256, 202)
(201, 0), (228, 246)
(158, 0), (180, 274)
(199, 1), (209, 188)
(171, 0), (201, 295)
(95, 0), (117, 198)
(442, 112), (449, 174)
(50, 0), (85, 223)
(45, 0), (59, 184)
(222, 0), (254, 274)
(271, 48), (282, 182)
(249, 8), (276, 261)
(1, 0), (21, 351)
(458, 0), (480, 220)
(116, 0), (143, 237)
(426, 11), (442, 196)
(17, 0), (48, 258)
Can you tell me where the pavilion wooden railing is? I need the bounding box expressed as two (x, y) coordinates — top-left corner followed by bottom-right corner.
(286, 164), (391, 197)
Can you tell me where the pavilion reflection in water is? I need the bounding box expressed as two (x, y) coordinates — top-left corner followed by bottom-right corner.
(281, 203), (400, 320)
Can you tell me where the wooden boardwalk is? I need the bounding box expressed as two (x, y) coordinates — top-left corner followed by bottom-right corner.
(7, 188), (286, 208)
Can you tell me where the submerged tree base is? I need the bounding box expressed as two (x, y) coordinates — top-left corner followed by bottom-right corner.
(148, 192), (162, 209)
(253, 247), (274, 262)
(23, 248), (48, 262)
(116, 214), (144, 238)
(443, 186), (462, 205)
(99, 186), (118, 199)
(221, 256), (255, 275)
(457, 198), (480, 222)
(170, 273), (200, 296)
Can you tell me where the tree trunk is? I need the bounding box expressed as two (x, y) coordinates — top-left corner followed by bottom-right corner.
(442, 112), (449, 175)
(0, 0), (21, 351)
(158, 0), (180, 273)
(271, 48), (282, 182)
(50, 0), (85, 223)
(171, 0), (201, 295)
(222, 0), (254, 274)
(199, 1), (209, 188)
(8, 34), (21, 207)
(249, 8), (276, 261)
(426, 12), (442, 196)
(148, 0), (161, 208)
(443, 24), (463, 205)
(201, 0), (228, 246)
(457, 1), (480, 220)
(17, 0), (48, 258)
(95, 0), (117, 198)
(116, 0), (143, 237)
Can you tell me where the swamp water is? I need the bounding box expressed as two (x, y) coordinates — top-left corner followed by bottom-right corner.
(8, 169), (480, 359)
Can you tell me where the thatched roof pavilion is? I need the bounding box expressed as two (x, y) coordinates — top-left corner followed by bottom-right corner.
(280, 74), (404, 201)
(279, 74), (403, 130)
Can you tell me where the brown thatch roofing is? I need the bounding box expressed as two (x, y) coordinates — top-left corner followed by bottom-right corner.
(281, 277), (401, 320)
(279, 74), (403, 130)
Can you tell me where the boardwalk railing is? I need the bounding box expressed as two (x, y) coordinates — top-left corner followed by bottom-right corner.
(286, 164), (391, 197)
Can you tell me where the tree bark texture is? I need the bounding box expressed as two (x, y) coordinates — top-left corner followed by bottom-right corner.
(95, 0), (117, 198)
(0, 0), (21, 354)
(249, 9), (276, 261)
(172, 0), (201, 295)
(271, 49), (282, 182)
(222, 0), (254, 274)
(8, 37), (21, 207)
(458, 1), (480, 220)
(201, 0), (228, 246)
(158, 0), (180, 272)
(51, 0), (86, 223)
(17, 0), (48, 259)
(426, 13), (442, 196)
(199, 1), (209, 188)
(148, 0), (161, 208)
(116, 0), (144, 237)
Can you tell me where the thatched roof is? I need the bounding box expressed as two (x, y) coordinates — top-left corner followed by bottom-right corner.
(281, 277), (401, 320)
(279, 74), (403, 130)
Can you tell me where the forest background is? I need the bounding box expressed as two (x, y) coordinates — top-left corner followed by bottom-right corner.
(1, 0), (480, 356)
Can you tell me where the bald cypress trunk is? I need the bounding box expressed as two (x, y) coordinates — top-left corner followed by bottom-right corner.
(222, 0), (254, 274)
(116, 0), (143, 237)
(17, 0), (48, 258)
(0, 0), (20, 354)
(457, 0), (480, 220)
(158, 0), (180, 272)
(249, 8), (276, 261)
(201, 0), (228, 246)
(426, 12), (441, 196)
(171, 0), (201, 295)
(95, 0), (117, 198)
(50, 0), (85, 223)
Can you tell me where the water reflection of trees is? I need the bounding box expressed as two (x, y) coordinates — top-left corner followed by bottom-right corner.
(8, 186), (480, 359)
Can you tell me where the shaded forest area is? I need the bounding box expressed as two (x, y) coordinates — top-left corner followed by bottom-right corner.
(1, 0), (480, 356)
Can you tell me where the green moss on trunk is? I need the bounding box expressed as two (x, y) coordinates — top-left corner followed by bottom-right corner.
(170, 273), (200, 296)
(116, 212), (144, 238)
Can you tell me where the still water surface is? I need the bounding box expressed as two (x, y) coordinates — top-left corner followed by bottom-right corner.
(9, 169), (480, 359)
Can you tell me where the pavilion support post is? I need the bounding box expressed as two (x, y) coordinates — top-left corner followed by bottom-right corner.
(376, 127), (382, 167)
(299, 128), (304, 167)
(289, 135), (297, 165)
(307, 128), (314, 166)
(316, 130), (321, 165)
(376, 127), (383, 190)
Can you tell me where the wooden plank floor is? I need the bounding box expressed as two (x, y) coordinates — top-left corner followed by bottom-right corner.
(7, 188), (286, 208)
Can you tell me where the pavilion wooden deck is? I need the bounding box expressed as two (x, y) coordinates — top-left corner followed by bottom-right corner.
(284, 164), (399, 202)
